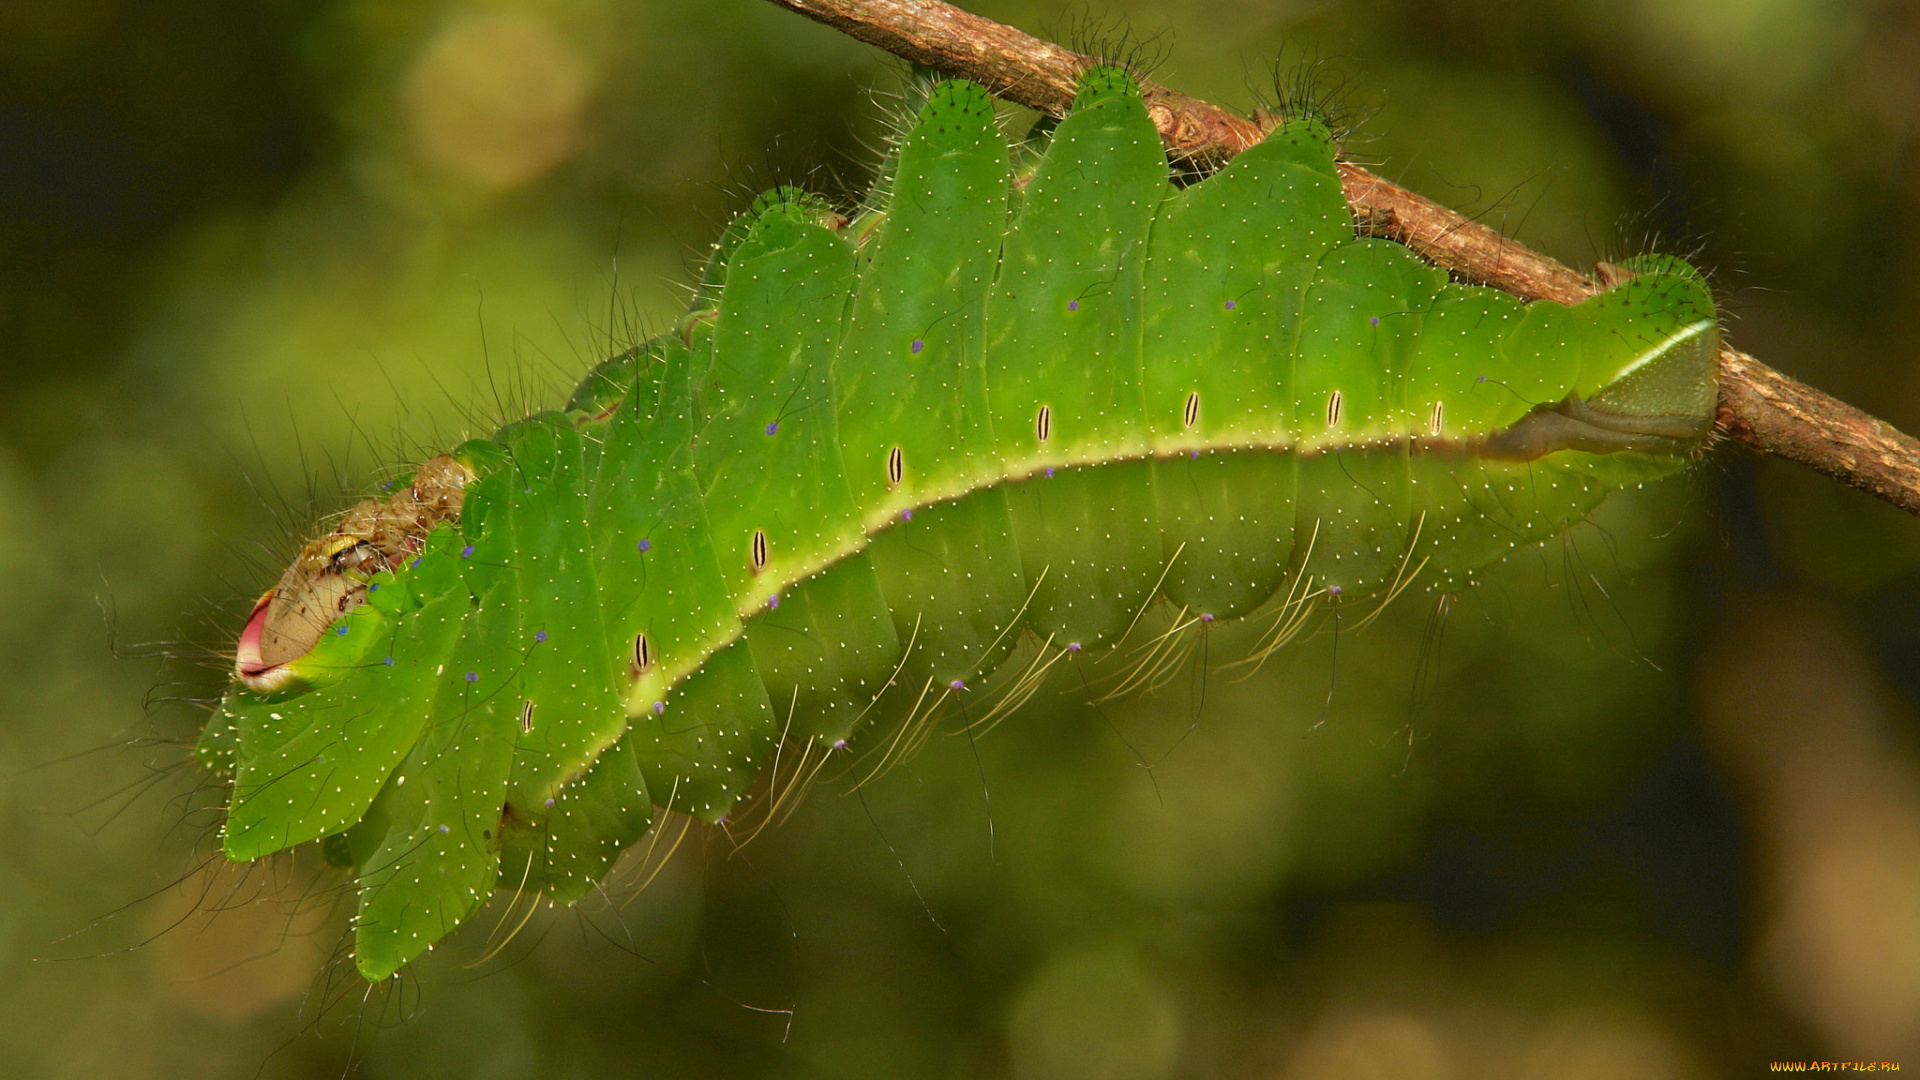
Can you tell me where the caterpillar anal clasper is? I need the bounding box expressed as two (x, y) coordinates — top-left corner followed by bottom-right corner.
(204, 68), (1719, 982)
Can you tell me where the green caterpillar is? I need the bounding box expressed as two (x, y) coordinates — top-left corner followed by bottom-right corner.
(198, 69), (1719, 982)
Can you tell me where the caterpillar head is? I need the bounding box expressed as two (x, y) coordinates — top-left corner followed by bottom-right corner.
(235, 455), (474, 693)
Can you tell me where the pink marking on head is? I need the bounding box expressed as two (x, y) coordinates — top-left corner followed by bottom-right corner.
(235, 591), (298, 693)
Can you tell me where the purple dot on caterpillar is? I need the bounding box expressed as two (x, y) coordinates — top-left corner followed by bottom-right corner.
(368, 583), (379, 593)
(950, 679), (965, 691)
(1067, 641), (1081, 653)
(1329, 585), (1343, 597)
(768, 593), (781, 610)
(535, 630), (547, 644)
(901, 508), (913, 522)
(1189, 450), (1199, 459)
(384, 656), (395, 666)
(1067, 300), (1078, 311)
(438, 824), (450, 834)
(1224, 300), (1235, 310)
(833, 738), (847, 749)
(1201, 613), (1214, 623)
(765, 421), (779, 436)
(653, 701), (665, 715)
(637, 539), (650, 552)
(1369, 316), (1380, 326)
(1045, 467), (1055, 478)
(411, 557), (422, 568)
(544, 798), (556, 808)
(336, 625), (349, 636)
(465, 670), (478, 683)
(460, 544), (474, 559)
(911, 339), (924, 354)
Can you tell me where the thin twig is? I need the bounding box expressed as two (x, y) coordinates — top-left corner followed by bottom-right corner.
(764, 0), (1920, 517)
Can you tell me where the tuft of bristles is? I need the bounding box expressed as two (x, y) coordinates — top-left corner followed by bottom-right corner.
(1257, 44), (1367, 144)
(1056, 10), (1172, 82)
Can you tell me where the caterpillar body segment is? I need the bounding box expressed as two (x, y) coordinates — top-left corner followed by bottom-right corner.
(203, 72), (1720, 981)
(586, 337), (774, 818)
(1142, 119), (1347, 620)
(835, 79), (1031, 694)
(836, 78), (1007, 520)
(985, 72), (1168, 650)
(693, 192), (904, 754)
(491, 413), (628, 819)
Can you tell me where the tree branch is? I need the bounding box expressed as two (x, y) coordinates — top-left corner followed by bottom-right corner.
(765, 0), (1920, 517)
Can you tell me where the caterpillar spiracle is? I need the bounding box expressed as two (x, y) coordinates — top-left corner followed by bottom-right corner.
(198, 69), (1720, 982)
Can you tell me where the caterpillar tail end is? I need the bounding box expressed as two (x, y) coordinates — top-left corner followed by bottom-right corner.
(1482, 317), (1720, 461)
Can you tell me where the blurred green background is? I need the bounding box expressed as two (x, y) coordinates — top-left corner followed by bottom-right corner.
(6, 0), (1920, 1075)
